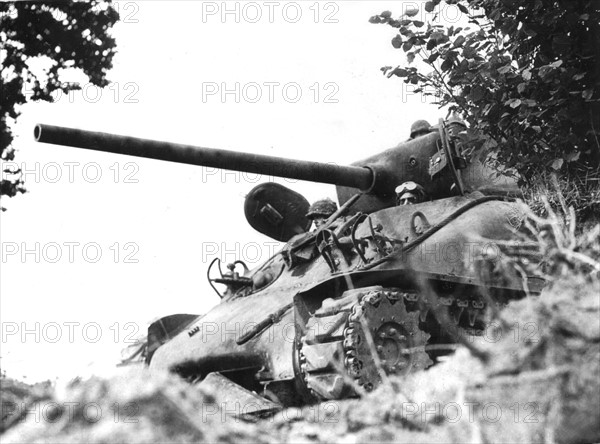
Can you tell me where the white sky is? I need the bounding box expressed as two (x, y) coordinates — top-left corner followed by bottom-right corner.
(0, 1), (460, 382)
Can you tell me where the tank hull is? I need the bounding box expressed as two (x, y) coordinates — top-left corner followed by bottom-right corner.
(149, 194), (541, 403)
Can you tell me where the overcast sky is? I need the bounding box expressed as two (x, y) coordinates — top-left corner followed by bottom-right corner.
(0, 1), (459, 381)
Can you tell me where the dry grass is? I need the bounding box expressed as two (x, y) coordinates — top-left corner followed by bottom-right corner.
(517, 179), (599, 281)
(523, 171), (600, 228)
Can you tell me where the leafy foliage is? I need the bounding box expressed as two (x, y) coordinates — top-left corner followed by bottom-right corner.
(371, 0), (600, 195)
(0, 1), (119, 208)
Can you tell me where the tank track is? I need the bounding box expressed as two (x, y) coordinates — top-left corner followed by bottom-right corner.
(297, 288), (487, 401)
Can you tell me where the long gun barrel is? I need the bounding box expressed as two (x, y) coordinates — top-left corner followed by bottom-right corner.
(35, 122), (513, 213)
(34, 124), (375, 191)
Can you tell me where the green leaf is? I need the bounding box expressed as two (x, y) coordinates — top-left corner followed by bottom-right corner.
(403, 40), (413, 51)
(399, 26), (413, 36)
(506, 98), (522, 108)
(391, 35), (403, 49)
(404, 7), (419, 17)
(381, 10), (392, 18)
(413, 20), (424, 27)
(497, 65), (511, 74)
(582, 89), (594, 100)
(427, 52), (440, 63)
(470, 85), (485, 101)
(453, 35), (466, 48)
(462, 45), (476, 58)
(407, 52), (416, 63)
(430, 31), (444, 42)
(457, 3), (469, 14)
(441, 58), (453, 71)
(424, 1), (436, 12)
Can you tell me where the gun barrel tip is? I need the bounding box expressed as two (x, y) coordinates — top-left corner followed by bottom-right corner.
(34, 124), (42, 141)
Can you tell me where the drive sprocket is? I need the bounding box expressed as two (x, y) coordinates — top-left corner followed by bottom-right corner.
(343, 289), (432, 391)
(297, 288), (433, 400)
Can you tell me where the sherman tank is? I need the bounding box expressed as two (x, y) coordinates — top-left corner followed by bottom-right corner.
(34, 119), (543, 413)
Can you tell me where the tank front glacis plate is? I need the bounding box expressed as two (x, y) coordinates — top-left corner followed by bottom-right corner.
(149, 247), (338, 381)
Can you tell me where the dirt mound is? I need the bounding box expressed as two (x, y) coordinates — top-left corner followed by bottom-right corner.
(476, 275), (600, 444)
(1, 370), (262, 443)
(0, 376), (52, 434)
(3, 276), (599, 443)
